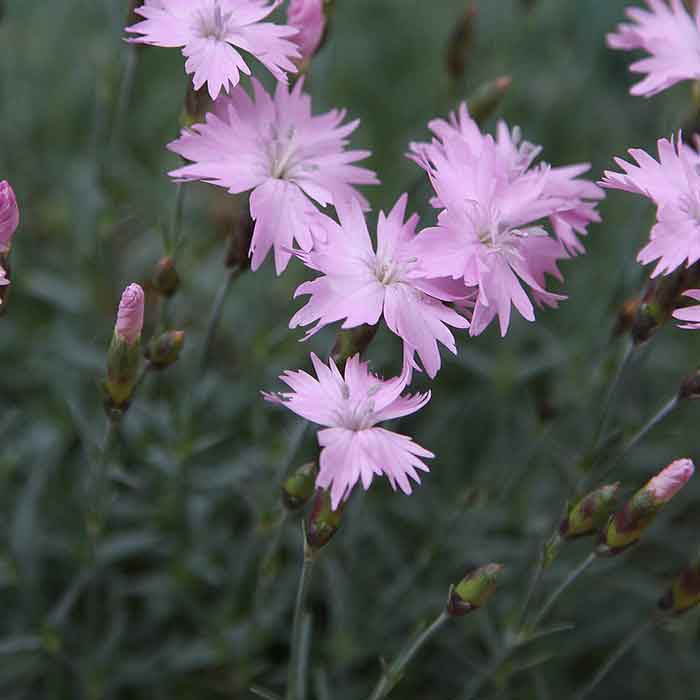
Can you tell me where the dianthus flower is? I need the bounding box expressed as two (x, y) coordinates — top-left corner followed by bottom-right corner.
(290, 195), (469, 378)
(263, 353), (433, 509)
(287, 0), (326, 64)
(126, 0), (300, 99)
(600, 135), (700, 276)
(0, 180), (19, 252)
(409, 104), (601, 336)
(673, 289), (700, 328)
(168, 79), (378, 273)
(607, 0), (700, 97)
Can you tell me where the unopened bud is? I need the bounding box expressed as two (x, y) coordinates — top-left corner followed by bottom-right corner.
(468, 76), (512, 126)
(0, 180), (19, 253)
(115, 283), (144, 345)
(282, 462), (318, 511)
(152, 256), (179, 297)
(146, 330), (185, 369)
(598, 459), (694, 556)
(560, 483), (620, 539)
(613, 297), (641, 337)
(448, 564), (504, 617)
(332, 324), (378, 367)
(306, 489), (343, 552)
(659, 560), (700, 615)
(446, 4), (477, 81)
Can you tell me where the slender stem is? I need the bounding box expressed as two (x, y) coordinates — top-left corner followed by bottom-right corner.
(368, 610), (450, 700)
(110, 44), (138, 146)
(529, 553), (597, 631)
(287, 540), (316, 700)
(199, 267), (240, 373)
(89, 416), (120, 550)
(461, 643), (514, 700)
(170, 183), (187, 253)
(623, 395), (679, 455)
(594, 341), (634, 449)
(573, 617), (654, 700)
(515, 547), (545, 631)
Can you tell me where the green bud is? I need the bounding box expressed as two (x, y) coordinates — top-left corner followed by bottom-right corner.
(306, 489), (343, 552)
(468, 76), (512, 126)
(597, 491), (659, 556)
(560, 483), (620, 539)
(105, 331), (141, 408)
(448, 563), (504, 617)
(146, 330), (185, 369)
(446, 4), (478, 81)
(659, 561), (700, 615)
(282, 462), (318, 511)
(331, 324), (378, 367)
(152, 256), (180, 297)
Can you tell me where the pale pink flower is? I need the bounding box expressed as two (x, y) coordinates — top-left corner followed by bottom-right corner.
(600, 135), (700, 276)
(645, 458), (694, 503)
(0, 181), (19, 252)
(126, 0), (300, 100)
(290, 195), (469, 378)
(673, 289), (700, 327)
(287, 0), (326, 63)
(408, 104), (597, 336)
(263, 353), (434, 509)
(115, 283), (145, 345)
(168, 79), (378, 273)
(607, 0), (700, 97)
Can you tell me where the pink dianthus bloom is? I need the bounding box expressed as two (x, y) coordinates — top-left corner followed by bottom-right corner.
(600, 135), (700, 276)
(168, 79), (378, 273)
(126, 0), (300, 100)
(645, 458), (694, 503)
(263, 353), (434, 509)
(0, 180), (19, 252)
(409, 104), (601, 336)
(607, 0), (700, 97)
(290, 195), (469, 378)
(115, 283), (145, 345)
(673, 289), (700, 328)
(287, 0), (326, 63)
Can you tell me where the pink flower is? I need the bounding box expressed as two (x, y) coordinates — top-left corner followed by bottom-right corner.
(290, 195), (469, 378)
(0, 264), (9, 288)
(673, 289), (700, 327)
(115, 283), (145, 344)
(607, 0), (700, 97)
(287, 0), (326, 63)
(600, 135), (700, 277)
(645, 458), (694, 503)
(168, 79), (378, 273)
(0, 180), (19, 252)
(263, 353), (434, 509)
(408, 104), (600, 336)
(126, 0), (301, 100)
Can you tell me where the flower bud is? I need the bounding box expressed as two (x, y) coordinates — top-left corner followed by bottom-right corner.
(559, 483), (620, 539)
(332, 324), (378, 367)
(659, 560), (700, 615)
(0, 180), (19, 252)
(146, 330), (185, 369)
(613, 297), (641, 337)
(448, 564), (504, 617)
(446, 3), (477, 81)
(468, 76), (512, 126)
(288, 0), (326, 66)
(151, 256), (179, 297)
(115, 283), (145, 345)
(598, 459), (694, 556)
(282, 462), (318, 511)
(306, 489), (343, 552)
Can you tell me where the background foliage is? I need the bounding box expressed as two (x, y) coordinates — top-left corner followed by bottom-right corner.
(1, 1), (700, 698)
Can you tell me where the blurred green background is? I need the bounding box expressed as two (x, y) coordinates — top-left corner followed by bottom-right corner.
(2, 0), (700, 698)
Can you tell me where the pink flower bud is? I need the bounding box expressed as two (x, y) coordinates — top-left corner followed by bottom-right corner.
(115, 283), (144, 344)
(287, 0), (326, 63)
(646, 458), (694, 504)
(0, 181), (19, 251)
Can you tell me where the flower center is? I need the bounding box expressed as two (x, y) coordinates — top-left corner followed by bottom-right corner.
(336, 383), (379, 431)
(265, 124), (310, 180)
(193, 0), (231, 41)
(680, 191), (700, 222)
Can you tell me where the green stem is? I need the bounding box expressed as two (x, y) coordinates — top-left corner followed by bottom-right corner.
(515, 547), (545, 631)
(594, 341), (634, 449)
(199, 267), (240, 373)
(287, 539), (316, 700)
(110, 44), (138, 146)
(529, 552), (597, 631)
(461, 643), (514, 700)
(623, 395), (679, 455)
(170, 182), (186, 253)
(89, 416), (120, 550)
(368, 610), (450, 700)
(573, 617), (654, 700)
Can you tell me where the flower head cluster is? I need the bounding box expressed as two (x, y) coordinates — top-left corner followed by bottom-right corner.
(287, 0), (326, 64)
(126, 0), (300, 99)
(607, 0), (700, 97)
(168, 78), (378, 273)
(408, 103), (603, 336)
(600, 135), (700, 277)
(264, 353), (433, 509)
(290, 195), (469, 378)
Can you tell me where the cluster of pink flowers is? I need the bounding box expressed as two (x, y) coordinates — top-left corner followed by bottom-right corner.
(124, 0), (700, 509)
